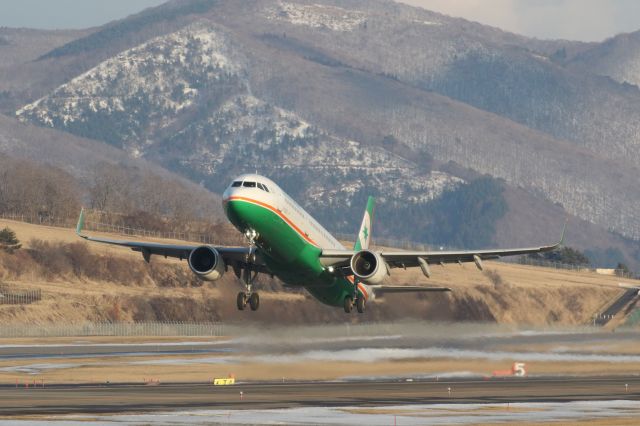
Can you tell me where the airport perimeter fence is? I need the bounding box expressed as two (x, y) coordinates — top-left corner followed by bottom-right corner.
(0, 286), (41, 305)
(0, 212), (76, 229)
(0, 212), (243, 246)
(0, 322), (225, 338)
(510, 257), (636, 279)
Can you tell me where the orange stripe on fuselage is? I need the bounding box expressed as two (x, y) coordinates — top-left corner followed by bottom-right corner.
(225, 196), (319, 247)
(357, 283), (369, 301)
(346, 275), (368, 301)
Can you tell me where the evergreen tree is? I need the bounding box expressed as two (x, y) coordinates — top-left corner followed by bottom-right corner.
(0, 227), (21, 253)
(616, 262), (631, 276)
(531, 246), (590, 266)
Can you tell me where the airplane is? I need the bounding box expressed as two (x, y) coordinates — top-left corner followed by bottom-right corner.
(76, 174), (563, 314)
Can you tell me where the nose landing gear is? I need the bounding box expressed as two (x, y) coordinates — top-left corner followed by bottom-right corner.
(237, 267), (261, 312)
(237, 292), (247, 310)
(237, 232), (261, 312)
(248, 292), (260, 311)
(237, 291), (260, 311)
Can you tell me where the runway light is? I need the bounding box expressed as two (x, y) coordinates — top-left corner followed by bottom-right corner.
(327, 266), (334, 273)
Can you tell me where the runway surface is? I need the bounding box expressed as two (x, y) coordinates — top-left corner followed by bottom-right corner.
(1, 376), (639, 415)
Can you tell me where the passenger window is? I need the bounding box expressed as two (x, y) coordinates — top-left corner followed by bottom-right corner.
(231, 181), (242, 187)
(243, 181), (256, 188)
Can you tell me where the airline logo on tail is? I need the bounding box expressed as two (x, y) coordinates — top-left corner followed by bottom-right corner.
(354, 196), (375, 252)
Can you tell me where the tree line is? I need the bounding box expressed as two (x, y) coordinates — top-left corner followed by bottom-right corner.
(0, 154), (232, 237)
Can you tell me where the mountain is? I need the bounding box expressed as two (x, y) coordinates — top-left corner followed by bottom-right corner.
(566, 30), (640, 87)
(0, 27), (90, 113)
(5, 0), (640, 267)
(13, 21), (463, 236)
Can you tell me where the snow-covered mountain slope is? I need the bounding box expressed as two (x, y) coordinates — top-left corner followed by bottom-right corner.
(567, 30), (640, 87)
(265, 1), (366, 31)
(10, 0), (640, 253)
(168, 93), (461, 203)
(17, 23), (246, 156)
(15, 22), (461, 236)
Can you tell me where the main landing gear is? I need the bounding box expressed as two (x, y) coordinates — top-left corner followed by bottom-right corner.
(344, 296), (353, 313)
(344, 295), (366, 314)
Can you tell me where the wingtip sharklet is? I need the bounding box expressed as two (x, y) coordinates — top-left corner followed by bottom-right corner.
(547, 219), (567, 250)
(558, 218), (568, 247)
(76, 208), (86, 237)
(537, 220), (566, 252)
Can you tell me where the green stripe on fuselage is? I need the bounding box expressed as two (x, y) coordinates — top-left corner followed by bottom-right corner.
(224, 199), (354, 307)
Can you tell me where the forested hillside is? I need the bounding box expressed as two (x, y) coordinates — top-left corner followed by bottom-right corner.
(3, 0), (640, 269)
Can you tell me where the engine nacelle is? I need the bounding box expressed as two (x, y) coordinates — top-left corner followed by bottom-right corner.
(188, 246), (225, 282)
(350, 250), (387, 285)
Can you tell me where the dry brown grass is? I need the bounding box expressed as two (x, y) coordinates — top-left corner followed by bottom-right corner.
(0, 218), (637, 326)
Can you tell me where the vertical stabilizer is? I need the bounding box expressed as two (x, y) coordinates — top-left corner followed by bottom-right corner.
(353, 196), (375, 251)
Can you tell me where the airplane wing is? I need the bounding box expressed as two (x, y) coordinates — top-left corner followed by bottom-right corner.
(321, 224), (565, 276)
(377, 241), (562, 270)
(75, 209), (256, 267)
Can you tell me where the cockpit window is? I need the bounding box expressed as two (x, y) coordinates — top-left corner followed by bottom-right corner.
(231, 181), (242, 187)
(257, 183), (265, 191)
(243, 181), (256, 188)
(262, 184), (270, 192)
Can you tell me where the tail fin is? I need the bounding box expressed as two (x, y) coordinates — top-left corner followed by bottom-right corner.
(353, 196), (375, 251)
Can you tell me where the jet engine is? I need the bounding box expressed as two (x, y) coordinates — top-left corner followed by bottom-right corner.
(188, 246), (225, 281)
(350, 249), (387, 285)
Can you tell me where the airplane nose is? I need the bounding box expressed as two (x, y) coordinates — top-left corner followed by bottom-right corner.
(222, 186), (236, 201)
(224, 197), (249, 228)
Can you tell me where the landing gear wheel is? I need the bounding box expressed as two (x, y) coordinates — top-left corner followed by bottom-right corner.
(356, 297), (365, 314)
(237, 292), (247, 311)
(249, 292), (260, 311)
(344, 296), (353, 313)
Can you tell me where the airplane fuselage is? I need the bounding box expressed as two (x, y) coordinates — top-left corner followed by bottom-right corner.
(222, 174), (368, 307)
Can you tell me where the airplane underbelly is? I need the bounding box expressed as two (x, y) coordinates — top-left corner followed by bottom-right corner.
(304, 277), (354, 307)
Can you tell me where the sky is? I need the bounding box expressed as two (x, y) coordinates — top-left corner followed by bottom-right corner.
(0, 0), (166, 30)
(398, 0), (640, 41)
(1, 1), (640, 42)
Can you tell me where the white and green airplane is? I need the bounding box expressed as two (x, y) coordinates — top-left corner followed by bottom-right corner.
(76, 174), (563, 314)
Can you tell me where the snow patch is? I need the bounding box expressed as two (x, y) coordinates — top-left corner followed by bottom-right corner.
(16, 22), (243, 139)
(267, 1), (366, 32)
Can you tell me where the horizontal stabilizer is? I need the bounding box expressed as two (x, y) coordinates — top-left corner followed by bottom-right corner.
(618, 283), (640, 290)
(371, 285), (451, 296)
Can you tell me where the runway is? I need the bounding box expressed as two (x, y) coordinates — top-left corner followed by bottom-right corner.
(2, 324), (640, 423)
(1, 376), (639, 415)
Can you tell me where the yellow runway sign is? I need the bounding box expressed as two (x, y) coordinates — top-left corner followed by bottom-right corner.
(213, 378), (235, 386)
